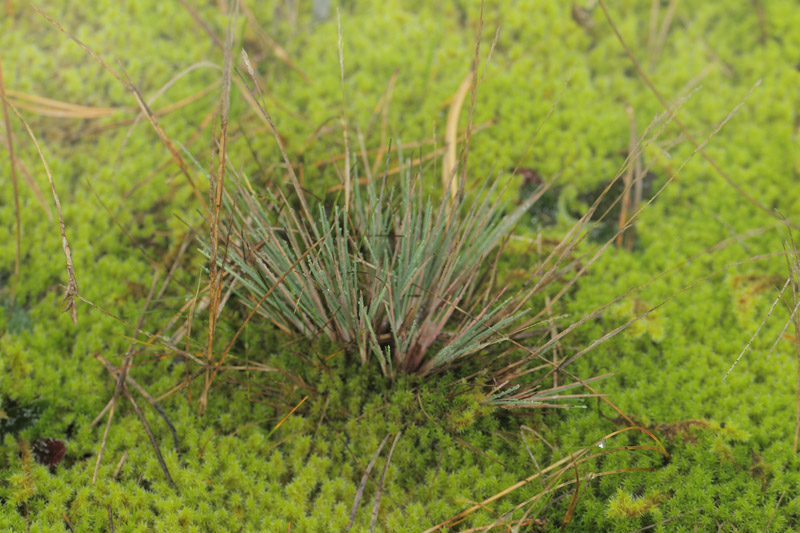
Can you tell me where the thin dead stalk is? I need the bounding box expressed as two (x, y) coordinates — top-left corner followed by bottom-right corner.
(0, 56), (20, 306)
(92, 273), (162, 486)
(369, 432), (402, 532)
(1, 94), (79, 324)
(457, 0), (485, 201)
(94, 354), (179, 450)
(200, 0), (237, 415)
(34, 6), (208, 212)
(336, 9), (351, 211)
(784, 232), (800, 454)
(122, 384), (176, 488)
(597, 0), (797, 229)
(345, 434), (391, 532)
(617, 104), (637, 249)
(443, 72), (471, 202)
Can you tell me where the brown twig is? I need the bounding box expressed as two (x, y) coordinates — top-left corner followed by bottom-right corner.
(369, 432), (402, 533)
(93, 354), (180, 450)
(112, 451), (128, 479)
(122, 383), (176, 488)
(92, 272), (159, 486)
(764, 489), (786, 532)
(199, 0), (237, 415)
(345, 434), (391, 532)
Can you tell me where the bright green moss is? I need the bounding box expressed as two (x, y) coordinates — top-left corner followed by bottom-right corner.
(607, 488), (668, 520)
(2, 0), (800, 530)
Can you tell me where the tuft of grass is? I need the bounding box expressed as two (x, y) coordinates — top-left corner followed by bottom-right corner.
(201, 153), (541, 379)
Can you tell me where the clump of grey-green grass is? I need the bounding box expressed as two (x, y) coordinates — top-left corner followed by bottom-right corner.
(207, 158), (541, 378)
(187, 13), (682, 410)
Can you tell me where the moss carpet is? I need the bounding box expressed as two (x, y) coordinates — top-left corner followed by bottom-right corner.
(2, 1), (800, 531)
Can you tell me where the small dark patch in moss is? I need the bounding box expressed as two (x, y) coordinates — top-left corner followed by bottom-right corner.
(517, 167), (562, 226)
(0, 398), (47, 437)
(31, 437), (66, 471)
(0, 293), (32, 335)
(580, 172), (658, 245)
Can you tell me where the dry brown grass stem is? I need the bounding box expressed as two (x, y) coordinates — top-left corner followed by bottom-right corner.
(783, 232), (800, 454)
(177, 0), (313, 130)
(119, 64), (209, 211)
(425, 427), (667, 532)
(317, 119), (493, 169)
(336, 9), (352, 211)
(34, 5), (208, 212)
(616, 104), (637, 249)
(239, 1), (309, 82)
(0, 56), (20, 306)
(509, 74), (572, 181)
(650, 0), (679, 69)
(92, 272), (164, 486)
(0, 131), (52, 219)
(456, 0), (485, 201)
(345, 434), (391, 533)
(597, 0), (795, 229)
(199, 1), (237, 415)
(123, 107), (217, 199)
(84, 178), (160, 271)
(544, 295), (560, 391)
(723, 276), (792, 383)
(93, 354), (179, 450)
(4, 89), (126, 118)
(765, 489), (787, 532)
(510, 77), (765, 369)
(443, 72), (472, 202)
(114, 63), (220, 169)
(111, 451), (128, 480)
(239, 49), (312, 221)
(176, 0), (224, 49)
(370, 431), (402, 533)
(325, 120), (495, 193)
(204, 229), (332, 388)
(1, 94), (79, 324)
(122, 385), (175, 488)
(4, 83), (215, 122)
(368, 70), (398, 177)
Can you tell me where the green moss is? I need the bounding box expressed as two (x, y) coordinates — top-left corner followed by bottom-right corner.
(2, 0), (800, 530)
(607, 488), (668, 520)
